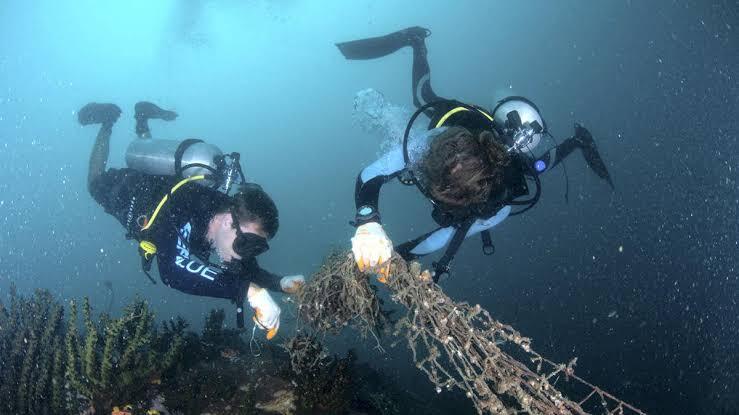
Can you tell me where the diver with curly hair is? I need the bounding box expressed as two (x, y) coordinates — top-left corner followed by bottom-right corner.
(337, 27), (614, 282)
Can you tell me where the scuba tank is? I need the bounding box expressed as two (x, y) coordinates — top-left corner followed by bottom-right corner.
(490, 96), (546, 156)
(126, 139), (223, 186)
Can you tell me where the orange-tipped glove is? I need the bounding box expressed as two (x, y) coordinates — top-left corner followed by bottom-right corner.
(351, 222), (392, 282)
(279, 274), (305, 294)
(247, 284), (281, 339)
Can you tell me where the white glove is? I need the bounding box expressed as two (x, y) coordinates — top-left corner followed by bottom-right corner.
(280, 274), (305, 294)
(351, 222), (393, 272)
(247, 284), (281, 339)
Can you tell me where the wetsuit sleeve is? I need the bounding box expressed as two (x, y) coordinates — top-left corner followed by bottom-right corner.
(154, 224), (248, 301)
(242, 258), (283, 293)
(354, 147), (405, 226)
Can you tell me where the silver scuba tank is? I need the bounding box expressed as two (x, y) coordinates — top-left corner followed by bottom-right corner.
(491, 97), (546, 154)
(125, 139), (223, 185)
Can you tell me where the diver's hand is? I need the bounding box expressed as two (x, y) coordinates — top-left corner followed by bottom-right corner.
(351, 222), (392, 277)
(247, 284), (281, 339)
(280, 275), (305, 294)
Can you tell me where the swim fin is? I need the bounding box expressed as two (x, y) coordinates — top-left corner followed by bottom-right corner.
(574, 123), (615, 190)
(134, 101), (177, 122)
(134, 101), (178, 137)
(336, 26), (431, 60)
(78, 103), (121, 126)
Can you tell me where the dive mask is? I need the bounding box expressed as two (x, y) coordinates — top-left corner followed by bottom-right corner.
(230, 209), (269, 259)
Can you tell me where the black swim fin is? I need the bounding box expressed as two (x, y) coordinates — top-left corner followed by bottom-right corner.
(78, 103), (121, 126)
(134, 101), (178, 137)
(336, 26), (431, 60)
(134, 101), (178, 122)
(574, 123), (615, 190)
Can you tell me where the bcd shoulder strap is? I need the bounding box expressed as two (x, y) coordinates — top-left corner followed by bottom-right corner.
(432, 219), (474, 283)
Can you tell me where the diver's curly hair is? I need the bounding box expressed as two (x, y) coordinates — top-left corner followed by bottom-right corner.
(419, 127), (510, 207)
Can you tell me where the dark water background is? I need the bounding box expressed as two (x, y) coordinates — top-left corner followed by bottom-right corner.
(0, 1), (736, 414)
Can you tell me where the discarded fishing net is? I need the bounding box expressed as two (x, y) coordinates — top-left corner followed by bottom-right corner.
(296, 252), (388, 346)
(296, 252), (647, 415)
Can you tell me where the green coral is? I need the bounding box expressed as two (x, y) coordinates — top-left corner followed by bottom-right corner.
(0, 288), (184, 414)
(0, 287), (433, 415)
(0, 288), (66, 415)
(65, 296), (184, 412)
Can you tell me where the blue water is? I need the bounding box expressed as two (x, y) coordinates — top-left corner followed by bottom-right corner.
(1, 1), (737, 413)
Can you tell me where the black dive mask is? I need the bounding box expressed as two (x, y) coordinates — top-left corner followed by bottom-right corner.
(233, 232), (269, 258)
(230, 209), (269, 259)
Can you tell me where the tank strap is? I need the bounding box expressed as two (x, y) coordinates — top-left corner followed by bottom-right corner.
(174, 139), (204, 177)
(434, 106), (494, 129)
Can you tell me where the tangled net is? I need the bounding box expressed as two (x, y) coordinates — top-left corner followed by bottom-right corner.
(296, 252), (388, 347)
(295, 252), (647, 415)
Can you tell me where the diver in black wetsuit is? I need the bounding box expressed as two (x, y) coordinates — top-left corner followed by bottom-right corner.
(337, 27), (614, 282)
(78, 102), (304, 337)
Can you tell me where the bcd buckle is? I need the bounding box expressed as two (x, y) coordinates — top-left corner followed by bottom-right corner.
(139, 240), (157, 260)
(138, 241), (158, 285)
(397, 168), (415, 186)
(138, 240), (157, 271)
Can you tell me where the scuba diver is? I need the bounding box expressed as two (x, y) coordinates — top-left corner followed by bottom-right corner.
(78, 101), (304, 338)
(337, 27), (615, 282)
